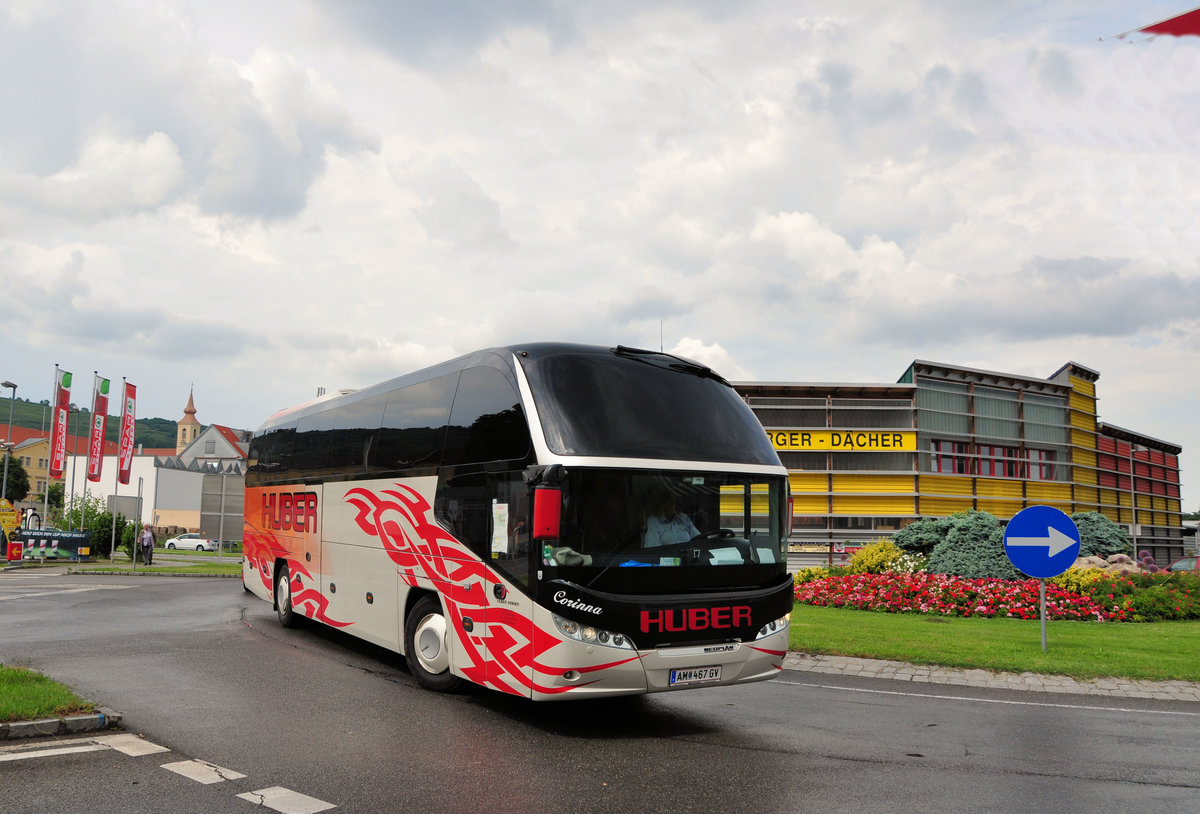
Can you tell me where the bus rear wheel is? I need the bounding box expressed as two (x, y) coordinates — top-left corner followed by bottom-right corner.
(275, 563), (300, 629)
(404, 595), (463, 692)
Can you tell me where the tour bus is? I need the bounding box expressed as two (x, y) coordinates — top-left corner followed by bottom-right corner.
(243, 343), (794, 700)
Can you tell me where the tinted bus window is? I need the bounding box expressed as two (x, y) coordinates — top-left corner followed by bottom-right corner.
(376, 374), (458, 474)
(293, 394), (389, 479)
(521, 351), (779, 464)
(247, 422), (298, 486)
(442, 366), (531, 466)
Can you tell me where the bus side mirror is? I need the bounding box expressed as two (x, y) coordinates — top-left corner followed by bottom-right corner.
(533, 487), (562, 540)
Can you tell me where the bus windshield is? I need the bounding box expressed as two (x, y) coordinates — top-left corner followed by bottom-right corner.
(519, 348), (781, 465)
(542, 468), (788, 593)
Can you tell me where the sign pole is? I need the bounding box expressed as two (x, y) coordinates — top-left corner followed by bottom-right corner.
(1039, 579), (1047, 653)
(133, 477), (143, 572)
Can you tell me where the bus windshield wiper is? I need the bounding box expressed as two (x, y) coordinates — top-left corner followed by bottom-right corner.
(612, 345), (731, 386)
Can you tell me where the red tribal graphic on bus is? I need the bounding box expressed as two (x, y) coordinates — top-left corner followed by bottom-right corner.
(345, 483), (637, 696)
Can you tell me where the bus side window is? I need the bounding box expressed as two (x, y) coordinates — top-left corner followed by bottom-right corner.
(442, 366), (531, 467)
(377, 374), (457, 475)
(435, 472), (489, 553)
(248, 423), (298, 486)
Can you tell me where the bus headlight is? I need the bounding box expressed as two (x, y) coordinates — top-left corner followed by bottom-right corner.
(553, 614), (635, 650)
(756, 612), (791, 639)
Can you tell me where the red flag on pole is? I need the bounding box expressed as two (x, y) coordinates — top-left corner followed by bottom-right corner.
(87, 374), (110, 482)
(117, 381), (136, 485)
(1119, 6), (1200, 38)
(48, 367), (72, 479)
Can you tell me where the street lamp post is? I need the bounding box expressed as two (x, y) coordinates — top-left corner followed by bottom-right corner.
(1, 380), (16, 502)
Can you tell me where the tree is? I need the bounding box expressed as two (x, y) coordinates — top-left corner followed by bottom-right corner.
(892, 515), (955, 556)
(1071, 511), (1132, 558)
(60, 493), (130, 558)
(926, 510), (1023, 580)
(46, 482), (64, 509)
(1, 453), (30, 503)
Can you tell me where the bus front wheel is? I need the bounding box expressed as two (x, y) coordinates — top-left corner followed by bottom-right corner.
(404, 595), (463, 692)
(275, 563), (300, 629)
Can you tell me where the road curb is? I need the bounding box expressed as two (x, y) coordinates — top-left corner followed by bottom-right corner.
(1, 707), (123, 741)
(784, 652), (1200, 702)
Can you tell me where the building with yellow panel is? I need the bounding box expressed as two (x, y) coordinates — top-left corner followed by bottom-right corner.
(735, 360), (1187, 563)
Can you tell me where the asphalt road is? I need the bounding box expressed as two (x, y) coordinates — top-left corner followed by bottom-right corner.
(2, 570), (1198, 813)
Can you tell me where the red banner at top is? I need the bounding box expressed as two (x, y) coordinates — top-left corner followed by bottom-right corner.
(117, 382), (136, 485)
(1122, 7), (1200, 38)
(87, 375), (110, 482)
(48, 368), (72, 479)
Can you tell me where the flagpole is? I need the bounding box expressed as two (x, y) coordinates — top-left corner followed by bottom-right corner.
(81, 372), (97, 539)
(111, 376), (123, 561)
(69, 408), (80, 531)
(44, 364), (57, 522)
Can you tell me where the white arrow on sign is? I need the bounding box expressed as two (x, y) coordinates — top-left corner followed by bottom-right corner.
(1006, 526), (1077, 557)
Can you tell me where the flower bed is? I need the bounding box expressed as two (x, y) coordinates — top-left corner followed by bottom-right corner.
(793, 570), (1200, 622)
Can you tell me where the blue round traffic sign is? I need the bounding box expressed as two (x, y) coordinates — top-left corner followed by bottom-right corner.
(1004, 506), (1081, 579)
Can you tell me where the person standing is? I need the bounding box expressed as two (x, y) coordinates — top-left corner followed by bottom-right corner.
(139, 524), (155, 565)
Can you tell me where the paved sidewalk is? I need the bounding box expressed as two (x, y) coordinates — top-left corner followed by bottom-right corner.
(783, 652), (1200, 703)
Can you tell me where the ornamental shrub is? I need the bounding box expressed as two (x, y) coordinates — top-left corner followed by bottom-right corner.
(794, 567), (832, 586)
(1071, 511), (1132, 559)
(927, 510), (1022, 580)
(847, 538), (903, 574)
(892, 515), (954, 556)
(1050, 567), (1106, 595)
(1126, 582), (1200, 621)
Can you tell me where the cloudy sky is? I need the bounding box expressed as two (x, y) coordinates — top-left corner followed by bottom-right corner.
(2, 1), (1198, 509)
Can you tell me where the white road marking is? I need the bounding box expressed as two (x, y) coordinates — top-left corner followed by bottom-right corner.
(0, 733), (170, 761)
(0, 585), (135, 601)
(237, 786), (337, 813)
(780, 677), (1200, 717)
(1, 733), (335, 809)
(0, 743), (108, 762)
(162, 759), (247, 784)
(92, 733), (172, 755)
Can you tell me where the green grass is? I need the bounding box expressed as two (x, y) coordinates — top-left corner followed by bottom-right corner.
(0, 665), (94, 722)
(159, 546), (242, 556)
(790, 603), (1200, 682)
(68, 561), (243, 577)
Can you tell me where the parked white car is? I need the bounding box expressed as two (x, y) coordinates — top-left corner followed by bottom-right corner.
(163, 533), (218, 552)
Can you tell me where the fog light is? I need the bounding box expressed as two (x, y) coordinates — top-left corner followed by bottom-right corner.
(563, 670), (581, 681)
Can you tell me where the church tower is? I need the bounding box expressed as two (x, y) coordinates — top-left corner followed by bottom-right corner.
(176, 388), (202, 454)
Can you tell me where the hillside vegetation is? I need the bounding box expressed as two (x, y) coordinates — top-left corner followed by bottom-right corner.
(1, 396), (178, 449)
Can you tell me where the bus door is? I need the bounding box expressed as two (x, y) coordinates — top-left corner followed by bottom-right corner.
(438, 470), (535, 697)
(482, 471), (535, 696)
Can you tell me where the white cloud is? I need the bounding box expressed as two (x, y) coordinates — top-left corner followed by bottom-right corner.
(6, 131), (186, 219)
(0, 0), (1197, 510)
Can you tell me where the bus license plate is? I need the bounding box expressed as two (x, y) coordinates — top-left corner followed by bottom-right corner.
(669, 666), (722, 687)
